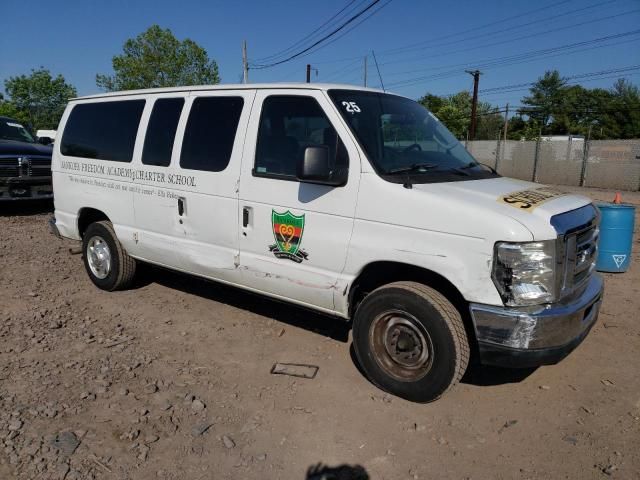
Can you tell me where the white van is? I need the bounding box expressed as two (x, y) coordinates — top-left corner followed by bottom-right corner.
(50, 84), (602, 402)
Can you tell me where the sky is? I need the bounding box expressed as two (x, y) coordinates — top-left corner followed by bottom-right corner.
(1, 0), (640, 109)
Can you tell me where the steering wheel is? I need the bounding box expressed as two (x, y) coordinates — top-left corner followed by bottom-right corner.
(402, 143), (422, 153)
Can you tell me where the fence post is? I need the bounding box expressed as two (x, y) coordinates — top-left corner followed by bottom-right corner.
(580, 125), (592, 187)
(494, 133), (501, 172)
(580, 139), (590, 187)
(532, 133), (542, 183)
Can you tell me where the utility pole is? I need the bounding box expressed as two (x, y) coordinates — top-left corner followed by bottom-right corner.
(305, 65), (318, 83)
(242, 40), (248, 84)
(364, 56), (368, 87)
(465, 70), (481, 140)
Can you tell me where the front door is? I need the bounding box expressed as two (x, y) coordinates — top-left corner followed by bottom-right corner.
(238, 90), (361, 314)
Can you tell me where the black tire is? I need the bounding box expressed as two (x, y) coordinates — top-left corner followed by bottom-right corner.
(82, 221), (136, 291)
(352, 281), (469, 403)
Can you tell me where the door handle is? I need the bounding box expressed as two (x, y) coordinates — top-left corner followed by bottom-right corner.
(178, 197), (185, 216)
(242, 207), (250, 227)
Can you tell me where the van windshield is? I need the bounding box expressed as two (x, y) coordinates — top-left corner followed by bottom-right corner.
(329, 90), (497, 183)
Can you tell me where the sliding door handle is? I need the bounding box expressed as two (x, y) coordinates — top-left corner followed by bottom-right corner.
(178, 197), (185, 216)
(242, 207), (250, 227)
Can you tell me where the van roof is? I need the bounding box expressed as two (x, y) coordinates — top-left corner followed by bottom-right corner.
(73, 83), (388, 101)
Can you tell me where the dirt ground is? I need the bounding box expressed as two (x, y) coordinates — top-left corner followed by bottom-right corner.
(1, 185), (639, 480)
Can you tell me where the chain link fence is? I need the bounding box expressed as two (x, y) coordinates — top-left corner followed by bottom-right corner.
(466, 138), (640, 191)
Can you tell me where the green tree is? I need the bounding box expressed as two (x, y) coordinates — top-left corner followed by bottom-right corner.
(418, 91), (503, 140)
(96, 25), (220, 91)
(607, 78), (640, 139)
(520, 77), (640, 139)
(506, 115), (541, 140)
(0, 100), (29, 125)
(3, 68), (77, 130)
(520, 70), (567, 130)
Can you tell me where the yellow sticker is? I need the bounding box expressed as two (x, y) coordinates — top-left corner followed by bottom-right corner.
(498, 187), (566, 212)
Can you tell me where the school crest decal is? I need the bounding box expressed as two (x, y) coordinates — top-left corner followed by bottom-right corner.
(269, 210), (309, 263)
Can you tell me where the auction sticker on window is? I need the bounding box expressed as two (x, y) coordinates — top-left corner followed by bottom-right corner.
(498, 187), (566, 212)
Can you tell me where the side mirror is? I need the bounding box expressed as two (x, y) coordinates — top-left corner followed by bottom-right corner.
(37, 137), (53, 145)
(297, 146), (347, 186)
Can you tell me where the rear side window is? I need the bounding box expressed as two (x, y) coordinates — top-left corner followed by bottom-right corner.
(142, 98), (184, 167)
(61, 100), (145, 162)
(180, 96), (244, 172)
(255, 95), (348, 178)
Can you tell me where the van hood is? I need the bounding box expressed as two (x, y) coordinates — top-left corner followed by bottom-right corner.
(412, 177), (592, 239)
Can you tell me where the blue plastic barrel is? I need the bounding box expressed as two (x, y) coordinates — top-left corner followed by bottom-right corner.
(595, 202), (636, 273)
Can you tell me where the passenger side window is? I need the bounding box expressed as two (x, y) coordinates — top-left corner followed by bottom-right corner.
(61, 100), (145, 162)
(255, 96), (348, 178)
(180, 96), (244, 172)
(142, 98), (184, 167)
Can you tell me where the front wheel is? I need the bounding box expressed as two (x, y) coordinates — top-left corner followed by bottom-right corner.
(352, 281), (469, 402)
(82, 221), (136, 291)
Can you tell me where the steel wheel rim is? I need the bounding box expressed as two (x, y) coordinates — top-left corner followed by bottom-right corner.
(369, 310), (434, 382)
(87, 236), (111, 280)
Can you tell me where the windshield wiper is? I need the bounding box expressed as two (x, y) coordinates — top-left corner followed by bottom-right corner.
(386, 163), (438, 174)
(446, 162), (480, 176)
(447, 162), (499, 176)
(460, 162), (479, 169)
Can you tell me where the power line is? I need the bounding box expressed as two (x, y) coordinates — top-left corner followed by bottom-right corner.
(386, 30), (640, 89)
(380, 0), (615, 62)
(476, 65), (640, 95)
(256, 0), (393, 81)
(298, 0), (586, 67)
(479, 73), (640, 104)
(251, 0), (384, 70)
(381, 6), (638, 77)
(322, 57), (364, 82)
(379, 0), (576, 56)
(251, 0), (362, 64)
(438, 105), (640, 125)
(295, 0), (394, 63)
(324, 6), (636, 84)
(481, 72), (640, 98)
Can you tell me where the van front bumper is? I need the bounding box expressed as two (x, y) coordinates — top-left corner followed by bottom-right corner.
(469, 275), (603, 368)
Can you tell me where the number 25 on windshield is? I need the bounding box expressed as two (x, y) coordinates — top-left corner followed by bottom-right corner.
(342, 101), (360, 114)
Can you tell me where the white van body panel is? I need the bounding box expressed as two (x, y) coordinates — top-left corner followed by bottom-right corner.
(52, 83), (594, 320)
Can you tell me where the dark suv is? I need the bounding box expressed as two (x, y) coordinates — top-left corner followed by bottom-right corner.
(0, 116), (53, 200)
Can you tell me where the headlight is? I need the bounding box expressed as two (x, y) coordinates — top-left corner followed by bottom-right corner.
(492, 240), (557, 306)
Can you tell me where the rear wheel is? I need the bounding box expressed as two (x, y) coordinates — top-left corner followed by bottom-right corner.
(82, 221), (136, 291)
(352, 281), (469, 402)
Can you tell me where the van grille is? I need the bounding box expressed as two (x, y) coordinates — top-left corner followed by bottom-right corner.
(552, 205), (599, 300)
(568, 223), (598, 289)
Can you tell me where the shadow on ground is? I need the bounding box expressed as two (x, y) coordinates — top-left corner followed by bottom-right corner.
(137, 263), (351, 343)
(306, 463), (369, 480)
(0, 199), (53, 216)
(136, 265), (535, 388)
(461, 363), (536, 386)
